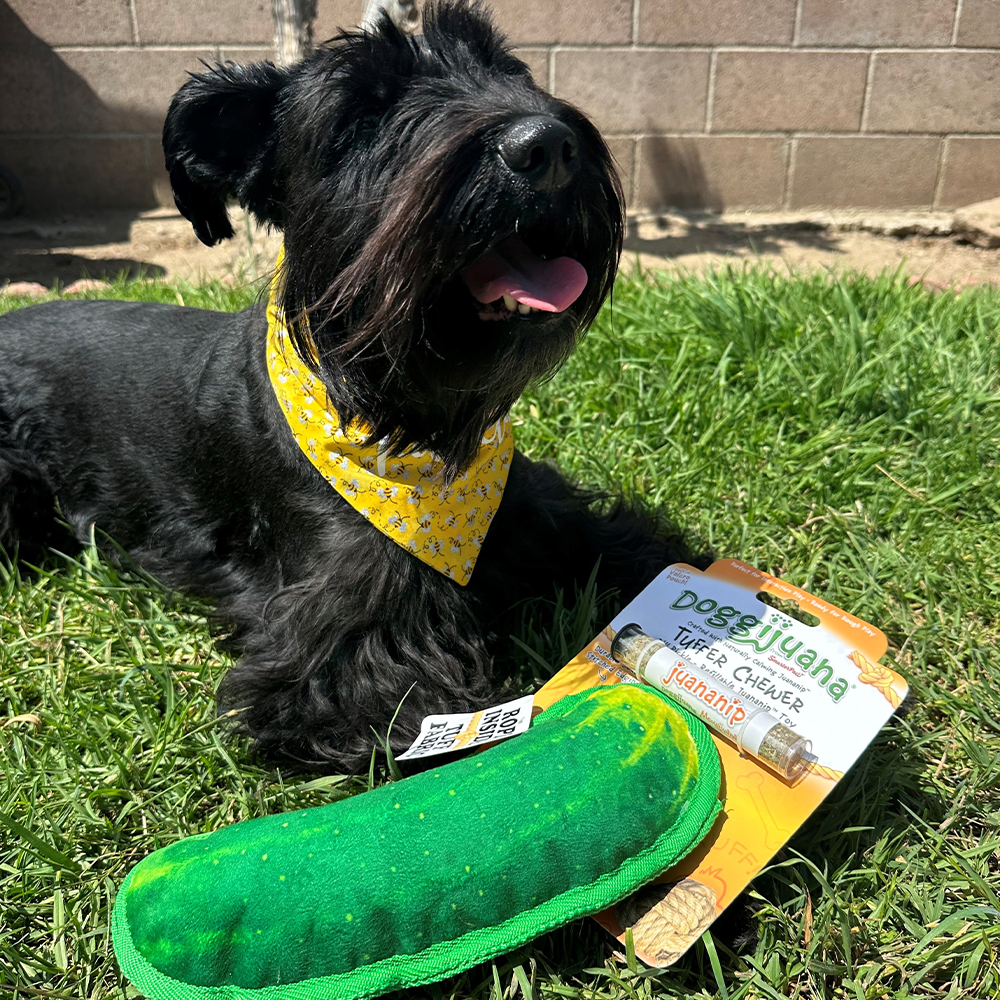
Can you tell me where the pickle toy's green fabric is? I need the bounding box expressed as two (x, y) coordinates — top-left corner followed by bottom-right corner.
(112, 684), (721, 1000)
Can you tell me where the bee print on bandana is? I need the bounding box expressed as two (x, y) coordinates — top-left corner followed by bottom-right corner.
(266, 275), (513, 587)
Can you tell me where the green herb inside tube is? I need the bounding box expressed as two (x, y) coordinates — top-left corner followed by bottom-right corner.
(609, 622), (816, 780)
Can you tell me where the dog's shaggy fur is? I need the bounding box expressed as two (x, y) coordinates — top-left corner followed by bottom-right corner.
(0, 2), (696, 773)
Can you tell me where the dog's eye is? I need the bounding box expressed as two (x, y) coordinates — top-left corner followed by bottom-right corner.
(371, 80), (394, 104)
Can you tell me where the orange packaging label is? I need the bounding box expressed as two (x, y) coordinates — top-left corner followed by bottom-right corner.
(533, 559), (907, 966)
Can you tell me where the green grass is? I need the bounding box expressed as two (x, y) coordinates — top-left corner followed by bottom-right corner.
(2, 265), (999, 999)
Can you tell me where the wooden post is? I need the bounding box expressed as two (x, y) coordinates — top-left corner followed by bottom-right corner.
(274, 0), (315, 66)
(360, 0), (420, 33)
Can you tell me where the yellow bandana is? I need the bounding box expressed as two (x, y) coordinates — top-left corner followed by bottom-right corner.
(265, 255), (513, 585)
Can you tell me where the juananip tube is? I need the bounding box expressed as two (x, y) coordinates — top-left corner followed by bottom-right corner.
(609, 623), (816, 780)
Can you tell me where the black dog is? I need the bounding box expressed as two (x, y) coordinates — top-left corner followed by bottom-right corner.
(0, 2), (693, 773)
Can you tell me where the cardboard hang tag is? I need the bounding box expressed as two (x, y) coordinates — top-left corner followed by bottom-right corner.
(396, 694), (535, 761)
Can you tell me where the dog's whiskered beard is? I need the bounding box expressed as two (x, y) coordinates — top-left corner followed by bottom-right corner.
(269, 6), (624, 475)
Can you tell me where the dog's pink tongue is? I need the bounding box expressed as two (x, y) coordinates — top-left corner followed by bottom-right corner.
(461, 236), (588, 312)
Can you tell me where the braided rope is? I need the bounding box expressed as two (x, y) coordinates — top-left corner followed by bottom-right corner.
(849, 650), (902, 709)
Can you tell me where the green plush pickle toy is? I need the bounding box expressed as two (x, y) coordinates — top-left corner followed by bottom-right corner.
(112, 684), (721, 999)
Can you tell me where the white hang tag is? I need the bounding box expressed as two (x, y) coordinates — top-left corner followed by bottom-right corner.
(396, 694), (536, 761)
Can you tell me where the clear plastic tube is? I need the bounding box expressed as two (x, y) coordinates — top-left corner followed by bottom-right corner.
(609, 622), (817, 780)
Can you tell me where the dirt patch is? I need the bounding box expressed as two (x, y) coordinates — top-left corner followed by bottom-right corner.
(3, 207), (1000, 291)
(622, 211), (1000, 289)
(0, 209), (281, 289)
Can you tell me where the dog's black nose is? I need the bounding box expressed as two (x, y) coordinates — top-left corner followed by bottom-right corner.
(497, 115), (580, 192)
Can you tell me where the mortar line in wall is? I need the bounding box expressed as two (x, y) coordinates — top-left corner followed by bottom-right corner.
(704, 49), (718, 132)
(631, 0), (640, 45)
(932, 137), (950, 208)
(547, 47), (555, 94)
(513, 43), (1000, 54)
(5, 129), (996, 143)
(127, 0), (140, 45)
(869, 45), (994, 53)
(628, 139), (639, 212)
(529, 43), (712, 53)
(52, 44), (249, 52)
(0, 132), (166, 140)
(605, 130), (1000, 140)
(859, 51), (876, 132)
(823, 130), (990, 138)
(632, 136), (643, 215)
(782, 137), (797, 209)
(709, 44), (988, 54)
(951, 0), (964, 46)
(713, 44), (871, 53)
(792, 0), (804, 45)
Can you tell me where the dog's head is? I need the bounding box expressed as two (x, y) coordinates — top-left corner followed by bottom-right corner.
(164, 1), (624, 472)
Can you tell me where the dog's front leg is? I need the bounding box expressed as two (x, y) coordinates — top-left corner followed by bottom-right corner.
(473, 451), (707, 612)
(216, 536), (493, 775)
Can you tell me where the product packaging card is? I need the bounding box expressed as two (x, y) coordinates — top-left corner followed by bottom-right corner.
(533, 559), (907, 967)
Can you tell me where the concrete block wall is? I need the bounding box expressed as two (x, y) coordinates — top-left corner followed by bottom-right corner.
(1, 0), (998, 214)
(497, 0), (1000, 212)
(0, 0), (282, 210)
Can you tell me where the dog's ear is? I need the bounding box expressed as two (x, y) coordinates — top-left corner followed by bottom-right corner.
(163, 62), (289, 246)
(423, 2), (520, 73)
